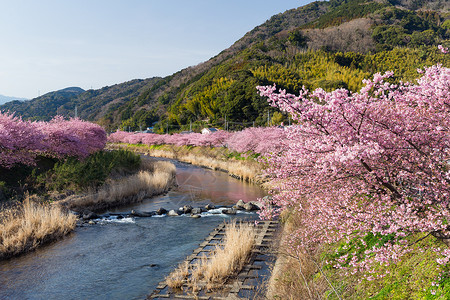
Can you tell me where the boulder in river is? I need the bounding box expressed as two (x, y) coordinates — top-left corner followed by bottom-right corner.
(82, 211), (98, 221)
(205, 204), (216, 210)
(182, 205), (193, 214)
(131, 210), (154, 217)
(191, 207), (203, 215)
(222, 208), (237, 215)
(235, 199), (245, 209)
(191, 214), (201, 219)
(167, 209), (179, 216)
(156, 208), (167, 215)
(244, 202), (260, 211)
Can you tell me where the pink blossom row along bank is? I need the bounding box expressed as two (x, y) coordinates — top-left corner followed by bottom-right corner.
(256, 60), (450, 276)
(0, 113), (107, 168)
(108, 126), (287, 156)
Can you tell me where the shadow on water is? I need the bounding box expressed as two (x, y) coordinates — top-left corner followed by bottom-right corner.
(0, 160), (267, 300)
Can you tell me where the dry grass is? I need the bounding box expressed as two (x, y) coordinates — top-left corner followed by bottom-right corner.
(108, 143), (263, 183)
(166, 261), (190, 290)
(198, 221), (256, 290)
(0, 197), (76, 260)
(166, 221), (256, 293)
(59, 159), (176, 212)
(266, 210), (328, 300)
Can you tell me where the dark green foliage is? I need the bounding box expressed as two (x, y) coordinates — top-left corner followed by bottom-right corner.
(0, 156), (59, 200)
(372, 7), (448, 51)
(334, 52), (365, 68)
(301, 0), (387, 29)
(37, 150), (141, 192)
(288, 30), (308, 47)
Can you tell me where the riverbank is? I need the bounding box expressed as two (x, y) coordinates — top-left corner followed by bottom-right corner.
(0, 153), (177, 260)
(107, 143), (266, 184)
(57, 157), (176, 213)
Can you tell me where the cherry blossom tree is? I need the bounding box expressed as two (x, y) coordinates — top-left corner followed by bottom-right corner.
(257, 60), (450, 273)
(0, 112), (45, 167)
(37, 116), (106, 158)
(226, 126), (287, 155)
(0, 113), (106, 168)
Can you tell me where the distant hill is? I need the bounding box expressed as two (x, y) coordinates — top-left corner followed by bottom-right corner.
(0, 87), (85, 121)
(0, 94), (28, 105)
(1, 0), (449, 131)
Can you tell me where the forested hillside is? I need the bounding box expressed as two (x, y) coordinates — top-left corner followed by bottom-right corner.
(1, 0), (449, 132)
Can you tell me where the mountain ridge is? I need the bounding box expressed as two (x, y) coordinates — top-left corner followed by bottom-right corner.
(1, 0), (448, 130)
(0, 94), (28, 105)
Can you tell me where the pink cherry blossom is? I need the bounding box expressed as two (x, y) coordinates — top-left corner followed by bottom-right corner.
(257, 61), (450, 272)
(0, 113), (106, 168)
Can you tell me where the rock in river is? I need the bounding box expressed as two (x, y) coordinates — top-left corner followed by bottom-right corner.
(182, 205), (193, 214)
(131, 210), (154, 217)
(156, 208), (167, 215)
(167, 209), (179, 216)
(235, 199), (245, 209)
(222, 208), (237, 215)
(82, 211), (98, 221)
(205, 204), (216, 210)
(244, 202), (260, 211)
(191, 207), (203, 215)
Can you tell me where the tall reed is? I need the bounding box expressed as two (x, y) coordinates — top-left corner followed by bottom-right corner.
(197, 221), (256, 290)
(166, 221), (256, 292)
(0, 198), (76, 260)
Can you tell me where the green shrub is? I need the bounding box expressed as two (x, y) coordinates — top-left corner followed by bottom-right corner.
(322, 233), (450, 299)
(38, 150), (141, 191)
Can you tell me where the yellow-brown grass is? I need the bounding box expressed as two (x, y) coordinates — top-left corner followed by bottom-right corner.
(199, 221), (256, 290)
(0, 197), (76, 260)
(108, 143), (263, 183)
(59, 159), (176, 212)
(166, 221), (256, 293)
(166, 261), (190, 290)
(266, 210), (327, 300)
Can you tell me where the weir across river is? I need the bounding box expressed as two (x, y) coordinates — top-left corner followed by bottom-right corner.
(149, 220), (279, 299)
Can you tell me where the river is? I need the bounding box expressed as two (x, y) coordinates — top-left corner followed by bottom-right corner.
(0, 160), (267, 300)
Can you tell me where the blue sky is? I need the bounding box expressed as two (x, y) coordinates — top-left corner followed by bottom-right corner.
(0, 0), (313, 99)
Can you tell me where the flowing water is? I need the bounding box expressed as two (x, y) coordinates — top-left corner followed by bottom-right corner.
(0, 160), (266, 300)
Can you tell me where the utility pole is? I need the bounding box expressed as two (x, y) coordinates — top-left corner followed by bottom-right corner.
(166, 122), (169, 134)
(225, 116), (227, 131)
(75, 106), (78, 118)
(190, 121), (192, 132)
(267, 111), (270, 127)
